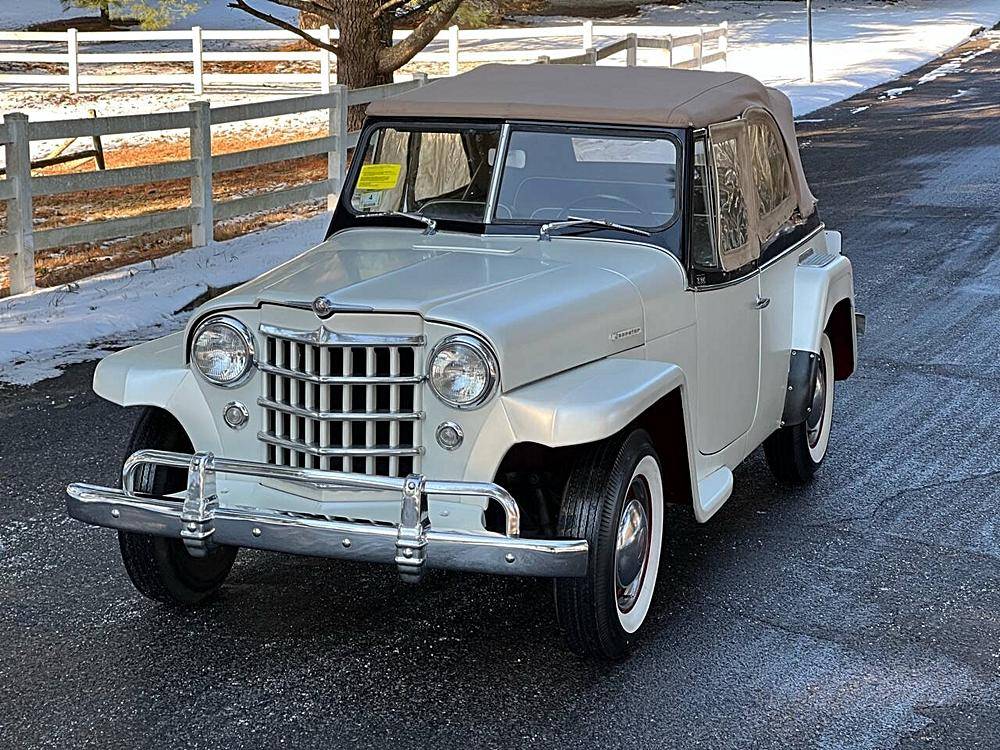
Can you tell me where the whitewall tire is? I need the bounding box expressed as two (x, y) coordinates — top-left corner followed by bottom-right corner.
(554, 429), (664, 659)
(765, 333), (836, 484)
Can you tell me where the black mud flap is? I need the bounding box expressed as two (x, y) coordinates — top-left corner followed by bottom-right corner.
(781, 349), (820, 427)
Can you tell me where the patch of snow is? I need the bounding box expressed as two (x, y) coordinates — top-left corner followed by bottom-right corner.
(880, 86), (914, 100)
(0, 214), (328, 384)
(951, 89), (972, 98)
(850, 106), (870, 114)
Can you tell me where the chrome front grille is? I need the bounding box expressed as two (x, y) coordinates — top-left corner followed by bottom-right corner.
(257, 324), (424, 478)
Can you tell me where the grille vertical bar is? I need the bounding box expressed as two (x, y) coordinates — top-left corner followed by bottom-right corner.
(258, 325), (424, 480)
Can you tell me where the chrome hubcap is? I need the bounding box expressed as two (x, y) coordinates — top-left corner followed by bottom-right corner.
(615, 477), (651, 614)
(807, 354), (827, 448)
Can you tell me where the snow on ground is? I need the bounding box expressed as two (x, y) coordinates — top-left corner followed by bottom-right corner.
(529, 0), (1000, 115)
(1, 1), (1000, 383)
(0, 214), (328, 384)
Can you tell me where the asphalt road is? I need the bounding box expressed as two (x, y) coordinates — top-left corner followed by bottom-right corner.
(2, 34), (1000, 750)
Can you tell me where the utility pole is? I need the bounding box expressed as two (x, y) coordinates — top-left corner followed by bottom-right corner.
(807, 0), (814, 83)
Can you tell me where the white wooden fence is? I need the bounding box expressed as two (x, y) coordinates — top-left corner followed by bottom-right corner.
(0, 76), (426, 295)
(0, 22), (727, 94)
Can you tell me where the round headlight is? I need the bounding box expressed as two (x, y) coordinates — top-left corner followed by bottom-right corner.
(428, 334), (499, 409)
(191, 316), (255, 387)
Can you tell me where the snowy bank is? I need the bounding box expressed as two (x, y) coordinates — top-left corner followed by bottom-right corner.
(0, 215), (327, 385)
(533, 0), (1000, 115)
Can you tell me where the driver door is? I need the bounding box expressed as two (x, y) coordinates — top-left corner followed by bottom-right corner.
(691, 121), (762, 455)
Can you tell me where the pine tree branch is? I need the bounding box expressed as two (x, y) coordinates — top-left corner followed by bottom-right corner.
(227, 0), (342, 54)
(378, 0), (462, 73)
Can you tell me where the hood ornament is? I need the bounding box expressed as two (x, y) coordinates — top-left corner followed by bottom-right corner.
(310, 295), (374, 319)
(312, 295), (336, 319)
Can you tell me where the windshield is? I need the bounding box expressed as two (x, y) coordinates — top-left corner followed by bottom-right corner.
(349, 125), (501, 223)
(496, 130), (677, 228)
(346, 124), (678, 230)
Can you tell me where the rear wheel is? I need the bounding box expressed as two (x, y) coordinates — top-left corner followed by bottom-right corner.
(765, 333), (835, 484)
(554, 429), (664, 659)
(117, 407), (238, 606)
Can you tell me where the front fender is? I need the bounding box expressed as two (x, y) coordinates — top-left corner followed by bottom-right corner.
(93, 332), (223, 451)
(500, 357), (687, 447)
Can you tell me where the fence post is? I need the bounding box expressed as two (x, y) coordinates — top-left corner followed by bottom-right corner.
(666, 35), (674, 67)
(537, 55), (550, 64)
(67, 28), (79, 94)
(626, 33), (638, 67)
(412, 71), (428, 86)
(319, 24), (332, 93)
(328, 84), (349, 211)
(719, 22), (728, 70)
(697, 28), (704, 68)
(582, 20), (593, 52)
(447, 25), (460, 76)
(4, 113), (35, 295)
(192, 26), (204, 96)
(189, 101), (213, 247)
(585, 47), (597, 66)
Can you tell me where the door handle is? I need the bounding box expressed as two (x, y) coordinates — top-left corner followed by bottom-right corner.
(754, 295), (771, 310)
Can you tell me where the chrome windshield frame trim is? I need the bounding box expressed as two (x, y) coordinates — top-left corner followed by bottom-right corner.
(483, 122), (511, 225)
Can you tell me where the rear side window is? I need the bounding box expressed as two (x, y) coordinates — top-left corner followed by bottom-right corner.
(747, 110), (795, 242)
(707, 120), (758, 271)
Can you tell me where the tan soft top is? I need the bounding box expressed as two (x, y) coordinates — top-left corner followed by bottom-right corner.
(368, 64), (816, 214)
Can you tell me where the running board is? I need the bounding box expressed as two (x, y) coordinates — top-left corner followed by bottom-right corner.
(694, 467), (734, 522)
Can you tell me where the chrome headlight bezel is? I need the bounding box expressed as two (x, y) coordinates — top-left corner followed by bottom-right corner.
(427, 334), (500, 410)
(190, 315), (256, 388)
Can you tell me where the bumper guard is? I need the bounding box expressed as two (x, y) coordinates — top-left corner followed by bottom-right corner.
(66, 450), (588, 582)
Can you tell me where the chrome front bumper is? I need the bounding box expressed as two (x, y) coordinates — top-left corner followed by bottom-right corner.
(66, 450), (588, 581)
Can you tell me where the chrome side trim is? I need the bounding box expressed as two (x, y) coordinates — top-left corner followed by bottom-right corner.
(259, 323), (425, 348)
(257, 432), (424, 458)
(257, 361), (425, 385)
(69, 450), (587, 579)
(257, 397), (424, 423)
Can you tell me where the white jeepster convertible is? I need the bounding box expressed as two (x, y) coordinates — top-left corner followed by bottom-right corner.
(68, 65), (858, 658)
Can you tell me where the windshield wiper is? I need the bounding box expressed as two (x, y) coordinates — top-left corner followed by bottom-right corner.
(539, 215), (651, 241)
(357, 211), (436, 235)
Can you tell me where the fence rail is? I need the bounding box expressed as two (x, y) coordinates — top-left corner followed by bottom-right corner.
(0, 75), (427, 294)
(0, 21), (726, 93)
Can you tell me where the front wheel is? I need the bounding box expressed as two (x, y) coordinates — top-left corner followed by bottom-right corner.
(765, 333), (835, 484)
(554, 429), (664, 659)
(117, 407), (238, 606)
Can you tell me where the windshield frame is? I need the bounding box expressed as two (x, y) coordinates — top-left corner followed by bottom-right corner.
(327, 117), (686, 256)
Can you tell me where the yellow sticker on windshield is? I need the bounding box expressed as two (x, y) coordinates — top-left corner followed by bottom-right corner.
(357, 163), (402, 191)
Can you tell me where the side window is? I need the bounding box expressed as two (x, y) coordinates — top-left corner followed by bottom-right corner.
(707, 120), (758, 272)
(747, 111), (795, 242)
(690, 135), (717, 270)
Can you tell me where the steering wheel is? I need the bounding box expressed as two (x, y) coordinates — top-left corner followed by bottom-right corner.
(563, 193), (644, 216)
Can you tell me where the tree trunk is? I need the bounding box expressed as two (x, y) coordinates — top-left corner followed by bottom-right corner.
(100, 5), (110, 24)
(336, 2), (394, 130)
